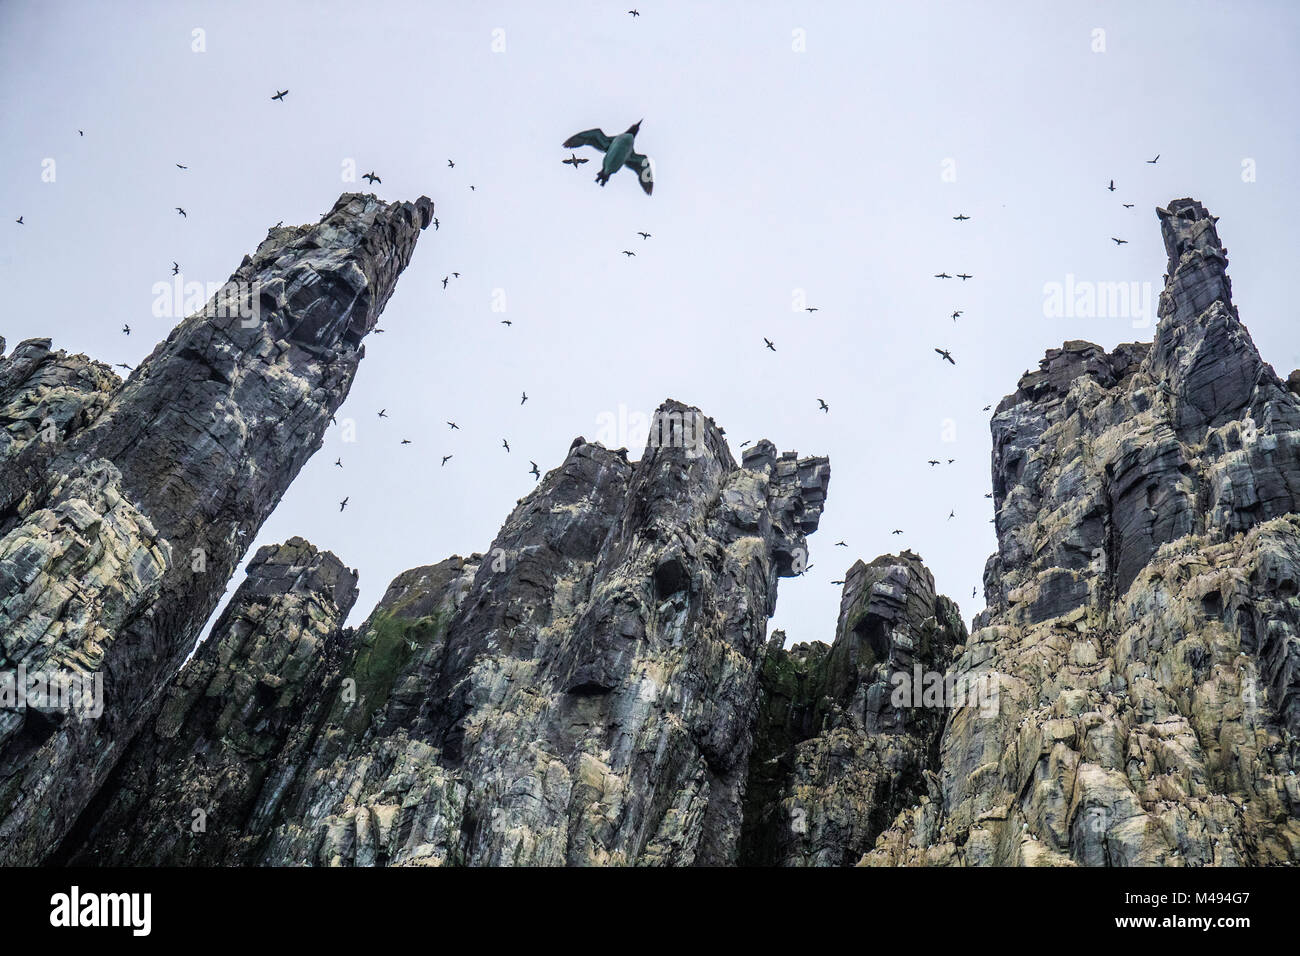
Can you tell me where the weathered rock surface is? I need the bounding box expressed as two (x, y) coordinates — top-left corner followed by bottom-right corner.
(866, 200), (1300, 866)
(740, 552), (966, 865)
(0, 193), (433, 865)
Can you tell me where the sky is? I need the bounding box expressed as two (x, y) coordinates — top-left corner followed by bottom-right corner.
(2, 1), (1299, 649)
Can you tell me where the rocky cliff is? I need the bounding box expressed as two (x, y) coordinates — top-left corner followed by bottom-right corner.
(0, 193), (434, 865)
(6, 196), (1298, 867)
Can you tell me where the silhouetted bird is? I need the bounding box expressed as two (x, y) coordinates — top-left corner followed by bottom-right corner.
(817, 399), (829, 412)
(339, 497), (348, 511)
(521, 392), (528, 405)
(79, 130), (83, 136)
(501, 320), (512, 326)
(115, 362), (132, 370)
(400, 439), (412, 445)
(469, 185), (475, 191)
(502, 439), (511, 452)
(272, 89), (289, 101)
(934, 272), (952, 279)
(452, 272), (460, 278)
(982, 404), (991, 411)
(1147, 154), (1160, 164)
(952, 311), (962, 320)
(15, 216), (22, 224)
(432, 218), (439, 230)
(1112, 237), (1128, 245)
(562, 153), (589, 168)
(831, 579), (845, 585)
(948, 510), (955, 520)
(447, 421), (459, 430)
(739, 440), (751, 448)
(441, 455), (452, 466)
(953, 213), (970, 221)
(562, 120), (653, 194)
(172, 261), (179, 275)
(176, 163), (187, 169)
(530, 461), (541, 480)
(122, 324), (130, 335)
(334, 458), (342, 467)
(957, 273), (973, 281)
(806, 307), (819, 312)
(835, 540), (847, 547)
(928, 460), (940, 466)
(1123, 203), (1134, 208)
(175, 207), (186, 217)
(363, 171), (381, 184)
(442, 277), (449, 289)
(1108, 179), (1115, 192)
(377, 409), (388, 418)
(628, 8), (639, 15)
(622, 250), (636, 257)
(891, 529), (903, 535)
(764, 338), (776, 352)
(637, 231), (651, 239)
(935, 348), (956, 365)
(447, 159), (455, 168)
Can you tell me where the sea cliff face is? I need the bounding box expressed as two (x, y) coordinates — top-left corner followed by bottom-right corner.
(4, 196), (1297, 866)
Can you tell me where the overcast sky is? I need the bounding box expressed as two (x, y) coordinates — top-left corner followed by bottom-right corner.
(3, 1), (1299, 648)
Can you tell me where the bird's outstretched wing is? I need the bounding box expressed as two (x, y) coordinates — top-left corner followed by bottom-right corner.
(562, 128), (611, 152)
(624, 152), (653, 194)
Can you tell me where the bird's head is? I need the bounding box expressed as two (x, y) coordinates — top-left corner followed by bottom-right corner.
(627, 120), (642, 135)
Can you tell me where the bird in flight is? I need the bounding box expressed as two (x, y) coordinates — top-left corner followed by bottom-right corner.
(628, 9), (640, 16)
(817, 399), (829, 412)
(502, 439), (511, 452)
(562, 153), (589, 168)
(763, 338), (776, 352)
(805, 307), (819, 313)
(935, 348), (956, 365)
(447, 421), (459, 430)
(339, 497), (349, 512)
(1122, 203), (1134, 209)
(831, 579), (845, 586)
(441, 455), (453, 466)
(363, 171), (381, 184)
(172, 261), (179, 275)
(637, 231), (651, 239)
(500, 320), (512, 326)
(272, 89), (289, 101)
(952, 311), (962, 321)
(957, 273), (973, 281)
(176, 163), (187, 170)
(529, 461), (541, 480)
(400, 439), (412, 445)
(121, 324), (130, 335)
(562, 120), (653, 194)
(334, 458), (342, 467)
(432, 218), (439, 230)
(947, 458), (955, 464)
(1112, 237), (1128, 245)
(948, 510), (956, 520)
(953, 213), (970, 221)
(934, 272), (952, 279)
(622, 250), (636, 257)
(928, 460), (941, 467)
(982, 404), (991, 411)
(115, 362), (132, 371)
(834, 540), (847, 547)
(521, 392), (528, 405)
(452, 272), (460, 278)
(1108, 179), (1116, 192)
(175, 207), (186, 217)
(79, 129), (84, 136)
(442, 277), (449, 289)
(891, 529), (903, 535)
(447, 159), (455, 168)
(469, 185), (475, 191)
(1147, 154), (1160, 164)
(377, 408), (388, 418)
(15, 216), (22, 224)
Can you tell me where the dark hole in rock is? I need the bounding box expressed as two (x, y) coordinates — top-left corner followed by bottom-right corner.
(653, 555), (690, 598)
(1201, 589), (1222, 617)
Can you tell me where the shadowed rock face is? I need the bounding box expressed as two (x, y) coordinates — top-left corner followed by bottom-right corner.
(868, 199), (1300, 867)
(740, 551), (966, 866)
(60, 401), (832, 866)
(0, 193), (433, 865)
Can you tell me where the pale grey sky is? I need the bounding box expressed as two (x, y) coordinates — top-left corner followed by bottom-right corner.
(3, 1), (1298, 646)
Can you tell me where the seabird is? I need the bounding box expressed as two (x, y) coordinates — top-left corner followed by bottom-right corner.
(948, 510), (955, 520)
(441, 455), (453, 466)
(115, 362), (132, 370)
(529, 461), (541, 480)
(271, 89), (289, 101)
(831, 579), (845, 585)
(952, 311), (962, 320)
(452, 272), (460, 278)
(562, 153), (589, 168)
(501, 320), (512, 326)
(447, 159), (455, 168)
(817, 399), (829, 412)
(1147, 154), (1160, 164)
(622, 250), (636, 256)
(175, 207), (186, 217)
(834, 540), (847, 547)
(935, 348), (956, 365)
(982, 404), (991, 411)
(447, 421), (459, 429)
(739, 440), (751, 448)
(928, 460), (941, 466)
(122, 324), (130, 335)
(957, 273), (973, 280)
(521, 391), (528, 405)
(562, 120), (653, 194)
(637, 231), (651, 239)
(432, 218), (439, 230)
(442, 277), (449, 289)
(1107, 179), (1115, 192)
(339, 496), (348, 511)
(953, 213), (970, 221)
(15, 216), (22, 224)
(334, 458), (342, 467)
(934, 272), (952, 279)
(628, 8), (639, 15)
(400, 438), (412, 445)
(172, 261), (179, 275)
(891, 529), (903, 535)
(1112, 237), (1128, 245)
(805, 307), (819, 313)
(363, 171), (381, 184)
(377, 408), (388, 418)
(501, 439), (511, 453)
(763, 338), (776, 352)
(176, 163), (187, 169)
(1123, 203), (1134, 208)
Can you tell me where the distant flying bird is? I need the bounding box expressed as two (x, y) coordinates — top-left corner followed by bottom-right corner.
(172, 261), (179, 275)
(947, 459), (955, 464)
(176, 163), (187, 169)
(432, 218), (439, 230)
(1122, 203), (1134, 208)
(934, 272), (952, 279)
(817, 399), (829, 412)
(334, 458), (342, 467)
(984, 493), (992, 498)
(400, 439), (412, 445)
(79, 130), (84, 136)
(521, 391), (528, 405)
(377, 408), (388, 418)
(447, 159), (455, 168)
(469, 185), (475, 191)
(442, 277), (449, 289)
(805, 307), (819, 313)
(972, 586), (977, 598)
(15, 216), (22, 224)
(1112, 237), (1128, 245)
(948, 510), (956, 520)
(500, 320), (512, 326)
(562, 153), (589, 168)
(622, 250), (636, 257)
(339, 497), (349, 512)
(1108, 180), (1115, 192)
(562, 120), (653, 194)
(115, 362), (132, 370)
(982, 404), (991, 411)
(935, 348), (956, 365)
(122, 324), (130, 335)
(957, 273), (973, 281)
(637, 231), (651, 239)
(891, 529), (903, 535)
(629, 9), (640, 17)
(441, 455), (453, 466)
(834, 540), (847, 547)
(831, 579), (845, 585)
(363, 171), (381, 184)
(175, 207), (186, 217)
(447, 421), (459, 430)
(373, 328), (385, 334)
(502, 439), (511, 452)
(452, 272), (460, 278)
(1147, 154), (1160, 164)
(953, 213), (970, 221)
(928, 460), (941, 467)
(763, 338), (776, 352)
(529, 461), (541, 480)
(272, 89), (289, 101)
